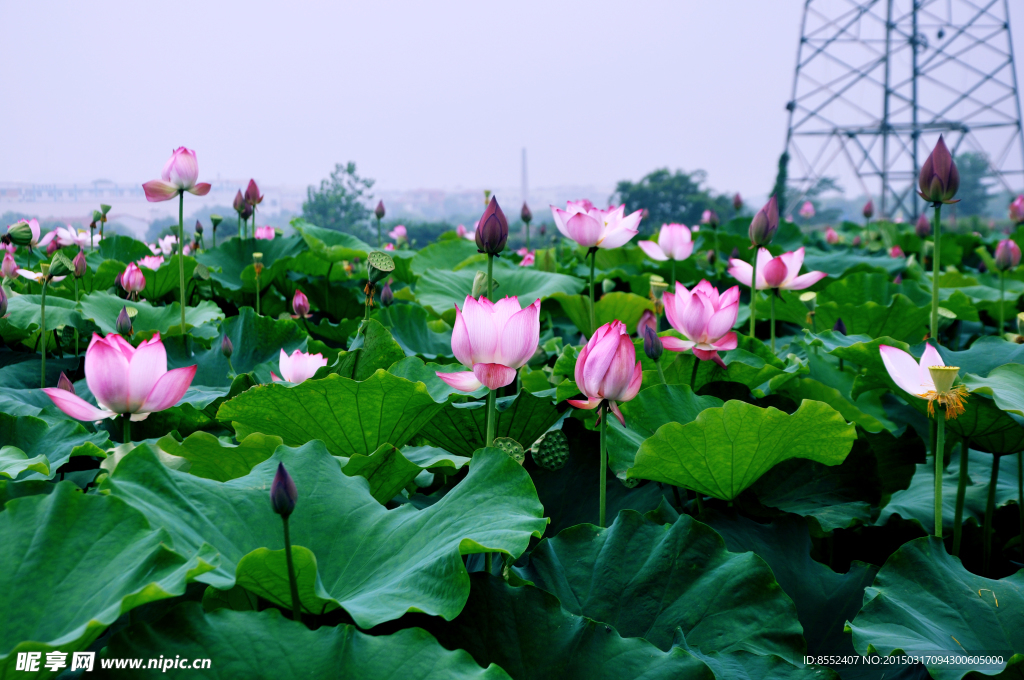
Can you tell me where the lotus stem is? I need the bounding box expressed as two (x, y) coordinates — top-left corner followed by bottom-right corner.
(73, 278), (79, 356)
(934, 412), (944, 538)
(770, 292), (776, 354)
(931, 203), (942, 341)
(599, 402), (607, 528)
(40, 279), (47, 389)
(695, 493), (705, 517)
(487, 254), (494, 300)
(749, 254), (758, 338)
(122, 413), (131, 444)
(670, 260), (676, 288)
(953, 439), (969, 556)
(485, 389), (496, 447)
(656, 361), (666, 385)
(1018, 451), (1023, 561)
(376, 216), (382, 248)
(983, 454), (1000, 574)
(237, 214), (241, 241)
(484, 552), (492, 574)
(282, 515), (302, 624)
(178, 192), (186, 333)
(999, 271), (1005, 336)
(525, 222), (530, 250)
(589, 250), (597, 336)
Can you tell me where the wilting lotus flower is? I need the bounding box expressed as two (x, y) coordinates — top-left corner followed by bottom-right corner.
(388, 225), (407, 242)
(1, 252), (16, 279)
(729, 247), (826, 291)
(918, 135), (960, 204)
(43, 332), (197, 421)
(1010, 195), (1024, 224)
(254, 226), (276, 240)
(638, 224), (694, 263)
(995, 239), (1022, 271)
(863, 200), (875, 219)
(889, 245), (905, 258)
(799, 201), (816, 219)
(661, 280), (739, 367)
(271, 349), (328, 384)
(550, 200), (641, 249)
(879, 343), (967, 419)
(121, 263), (146, 296)
(292, 289), (311, 318)
(137, 255), (164, 270)
(436, 295), (541, 392)
(143, 147), (212, 202)
(567, 319), (642, 424)
(825, 226), (839, 244)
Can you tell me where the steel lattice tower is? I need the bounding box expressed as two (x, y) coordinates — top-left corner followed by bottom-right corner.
(784, 0), (1024, 219)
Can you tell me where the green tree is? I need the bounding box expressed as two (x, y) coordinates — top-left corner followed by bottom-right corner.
(953, 152), (991, 216)
(613, 168), (732, 234)
(302, 162), (375, 232)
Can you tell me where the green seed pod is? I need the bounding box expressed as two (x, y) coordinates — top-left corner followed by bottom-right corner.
(492, 437), (525, 465)
(530, 429), (569, 471)
(48, 252), (74, 278)
(367, 251), (396, 284)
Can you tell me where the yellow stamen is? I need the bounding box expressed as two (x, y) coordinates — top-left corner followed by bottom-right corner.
(920, 384), (969, 419)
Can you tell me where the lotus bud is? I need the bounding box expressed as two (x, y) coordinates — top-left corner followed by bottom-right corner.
(748, 196), (779, 247)
(195, 220), (204, 235)
(833, 318), (847, 335)
(521, 202), (533, 224)
(245, 179), (263, 206)
(471, 270), (497, 298)
(46, 238), (60, 256)
(48, 252), (74, 278)
(115, 306), (133, 336)
(602, 278), (615, 294)
(915, 214), (932, 238)
(6, 221), (33, 247)
(853, 236), (862, 246)
(733, 193), (743, 211)
(380, 279), (394, 307)
(642, 324), (663, 362)
(0, 285), (6, 317)
(210, 214), (223, 229)
(73, 250), (87, 278)
(701, 209), (719, 228)
(475, 196), (509, 256)
(825, 226), (839, 244)
(375, 200), (386, 220)
(292, 289), (310, 318)
(53, 371), (75, 394)
(730, 247), (740, 261)
(233, 190), (246, 215)
(894, 273), (903, 285)
(918, 135), (960, 204)
(539, 224), (547, 237)
(241, 202), (253, 221)
(889, 245), (905, 258)
(121, 262), (146, 293)
(221, 335), (234, 359)
(1010, 196), (1024, 224)
(994, 239), (1022, 272)
(270, 462), (298, 517)
(863, 200), (874, 219)
(2, 252), (18, 279)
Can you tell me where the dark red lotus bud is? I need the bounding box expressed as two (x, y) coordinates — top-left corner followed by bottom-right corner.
(116, 306), (133, 336)
(833, 318), (847, 335)
(73, 249), (87, 278)
(241, 202), (253, 221)
(245, 179), (263, 206)
(380, 279), (394, 307)
(915, 214), (931, 238)
(233, 190), (246, 215)
(539, 224), (547, 237)
(375, 200), (386, 220)
(642, 325), (663, 362)
(730, 247), (740, 261)
(57, 371), (75, 394)
(46, 239), (60, 256)
(918, 135), (960, 204)
(221, 335), (234, 359)
(733, 193), (743, 211)
(270, 462), (298, 517)
(863, 200), (874, 219)
(749, 196), (779, 247)
(475, 196), (508, 256)
(995, 239), (1022, 272)
(195, 220), (204, 235)
(521, 202), (532, 224)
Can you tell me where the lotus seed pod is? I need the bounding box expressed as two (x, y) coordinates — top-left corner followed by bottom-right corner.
(530, 429), (570, 471)
(492, 437), (525, 465)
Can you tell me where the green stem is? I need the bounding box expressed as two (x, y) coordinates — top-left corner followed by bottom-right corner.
(255, 274), (261, 316)
(749, 252), (759, 338)
(670, 260), (676, 287)
(656, 361), (666, 384)
(237, 214), (241, 240)
(487, 254), (494, 300)
(484, 553), (492, 574)
(178, 192), (186, 332)
(695, 493), (705, 517)
(712, 228), (719, 270)
(227, 356), (236, 378)
(122, 413), (131, 444)
(212, 227), (216, 249)
(690, 356), (700, 390)
(770, 292), (777, 354)
(589, 250), (597, 336)
(73, 278), (79, 356)
(485, 389), (496, 447)
(983, 454), (1000, 575)
(1018, 451), (1023, 562)
(931, 203), (942, 341)
(377, 217), (382, 248)
(599, 402), (608, 528)
(935, 414), (944, 538)
(953, 439), (970, 556)
(40, 280), (48, 388)
(282, 516), (302, 624)
(525, 223), (530, 250)
(999, 272), (1006, 336)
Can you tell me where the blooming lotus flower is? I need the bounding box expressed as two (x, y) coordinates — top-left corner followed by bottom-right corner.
(271, 349), (327, 383)
(550, 200), (641, 249)
(388, 225), (407, 241)
(728, 247), (826, 291)
(918, 135), (960, 204)
(638, 224), (694, 262)
(292, 289), (311, 318)
(8, 219), (56, 250)
(53, 226), (95, 248)
(435, 295), (541, 392)
(701, 210), (719, 227)
(137, 255), (164, 270)
(995, 239), (1022, 271)
(661, 280), (739, 367)
(799, 201), (815, 219)
(155, 234), (178, 255)
(1010, 195), (1024, 224)
(254, 226), (275, 240)
(825, 226), (839, 244)
(1, 252), (16, 279)
(143, 147), (212, 202)
(17, 269), (66, 285)
(43, 332), (197, 421)
(879, 343), (967, 419)
(889, 245), (905, 258)
(567, 320), (642, 424)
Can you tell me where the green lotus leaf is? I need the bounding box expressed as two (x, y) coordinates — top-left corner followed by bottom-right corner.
(186, 308), (308, 387)
(156, 432), (284, 482)
(339, 443), (468, 504)
(101, 443), (546, 628)
(293, 221), (372, 262)
(78, 291), (223, 335)
(411, 239), (481, 276)
(416, 267), (584, 313)
(0, 413), (110, 481)
(388, 356), (489, 401)
(330, 319), (408, 381)
(814, 293), (929, 344)
(802, 250), (904, 277)
(549, 291), (655, 338)
(661, 334), (791, 391)
(777, 377), (888, 433)
(937, 337), (1024, 376)
(3, 294), (90, 334)
(196, 235), (306, 292)
(96, 235), (155, 264)
(139, 254), (197, 300)
(628, 399), (857, 500)
(374, 303), (453, 358)
(962, 363), (1024, 417)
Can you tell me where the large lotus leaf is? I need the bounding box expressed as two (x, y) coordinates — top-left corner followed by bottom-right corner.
(155, 432), (284, 482)
(799, 349), (900, 434)
(962, 363), (1024, 417)
(102, 443), (546, 628)
(103, 604), (509, 680)
(339, 443), (469, 504)
(802, 250), (904, 277)
(188, 308), (307, 387)
(0, 354), (79, 390)
(549, 291), (655, 338)
(417, 390), (563, 458)
(817, 272), (899, 308)
(331, 319), (408, 381)
(0, 413), (109, 481)
(78, 291), (224, 335)
(3, 294), (90, 333)
(814, 294), (930, 344)
(629, 399), (857, 500)
(374, 303), (453, 358)
(943, 283), (1019, 322)
(936, 337), (1024, 376)
(778, 377), (888, 433)
(218, 370), (443, 457)
(661, 334), (791, 391)
(96, 234), (155, 264)
(416, 267), (585, 312)
(293, 221), (373, 262)
(412, 239), (481, 276)
(196, 235), (306, 291)
(139, 254), (197, 301)
(517, 510), (805, 660)
(605, 384), (723, 479)
(388, 356), (489, 401)
(426, 574), (716, 680)
(0, 484), (215, 679)
(847, 537), (1023, 680)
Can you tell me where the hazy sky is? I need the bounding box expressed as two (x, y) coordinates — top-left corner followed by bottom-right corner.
(3, 1), (1024, 198)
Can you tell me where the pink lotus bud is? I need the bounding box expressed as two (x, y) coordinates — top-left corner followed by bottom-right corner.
(567, 320), (642, 425)
(73, 249), (87, 278)
(915, 214), (932, 238)
(46, 238), (60, 256)
(380, 280), (394, 307)
(245, 179), (264, 206)
(375, 200), (386, 220)
(863, 200), (874, 219)
(1010, 195), (1024, 224)
(641, 208), (649, 221)
(749, 196), (779, 247)
(799, 201), (815, 219)
(702, 210), (719, 227)
(116, 306), (133, 336)
(521, 202), (532, 224)
(241, 202), (253, 221)
(476, 196), (508, 255)
(733, 193), (743, 211)
(292, 289), (310, 318)
(0, 285), (6, 317)
(918, 135), (960, 204)
(233, 190), (246, 215)
(995, 239), (1022, 271)
(1, 252), (17, 279)
(143, 147), (212, 202)
(121, 262), (146, 294)
(894, 273), (903, 285)
(221, 335), (234, 359)
(853, 236), (862, 246)
(57, 371), (75, 394)
(889, 245), (905, 258)
(270, 462), (298, 517)
(638, 224), (693, 263)
(825, 226), (839, 244)
(456, 224), (467, 238)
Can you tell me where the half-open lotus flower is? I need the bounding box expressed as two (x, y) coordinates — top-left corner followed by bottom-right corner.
(567, 320), (642, 424)
(17, 268), (66, 284)
(143, 147), (213, 202)
(43, 332), (197, 421)
(550, 200), (641, 249)
(436, 295), (541, 392)
(54, 226), (95, 248)
(254, 226), (275, 240)
(137, 255), (164, 270)
(519, 251), (535, 267)
(638, 224), (693, 263)
(1, 253), (17, 279)
(11, 219), (56, 250)
(271, 349), (327, 383)
(728, 247), (826, 291)
(825, 226), (839, 244)
(662, 280), (739, 367)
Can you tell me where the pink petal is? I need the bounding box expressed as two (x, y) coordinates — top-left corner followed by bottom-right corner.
(919, 343), (944, 390)
(568, 397), (602, 411)
(879, 345), (926, 396)
(491, 297), (523, 334)
(602, 335), (638, 400)
(550, 207), (571, 238)
(581, 329), (623, 397)
(38, 231), (56, 247)
(499, 299), (541, 368)
(42, 388), (115, 422)
(621, 361), (643, 402)
(462, 296), (499, 364)
(165, 147), (199, 188)
(86, 337), (131, 413)
(188, 182), (212, 197)
(472, 363), (517, 390)
(597, 222), (639, 249)
(785, 271), (827, 290)
(565, 213), (603, 248)
(706, 305), (739, 341)
(719, 285), (741, 308)
(126, 338), (168, 412)
(711, 331), (738, 351)
(660, 336), (695, 352)
(271, 372), (282, 382)
(435, 370), (484, 392)
(693, 348), (727, 368)
(607, 400), (627, 425)
(137, 365), (197, 414)
(142, 180), (179, 203)
(450, 304), (474, 368)
(728, 259), (753, 287)
(680, 293), (713, 341)
(573, 340), (591, 392)
(638, 240), (669, 261)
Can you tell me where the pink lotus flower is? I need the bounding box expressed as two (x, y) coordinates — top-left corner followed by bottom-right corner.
(254, 226), (276, 240)
(54, 226), (95, 248)
(661, 280), (739, 367)
(799, 201), (816, 219)
(17, 269), (66, 285)
(10, 219), (56, 250)
(436, 295), (541, 392)
(879, 343), (945, 398)
(43, 332), (197, 422)
(1010, 195), (1024, 224)
(154, 234), (179, 255)
(143, 147), (212, 202)
(121, 262), (146, 296)
(995, 239), (1022, 271)
(384, 243), (395, 251)
(889, 245), (905, 258)
(1, 252), (17, 279)
(567, 320), (642, 424)
(550, 200), (641, 249)
(519, 251), (535, 267)
(137, 255), (164, 270)
(292, 289), (311, 318)
(457, 224), (474, 240)
(638, 224), (694, 262)
(389, 225), (407, 241)
(271, 349), (328, 384)
(728, 247), (826, 291)
(825, 226), (839, 244)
